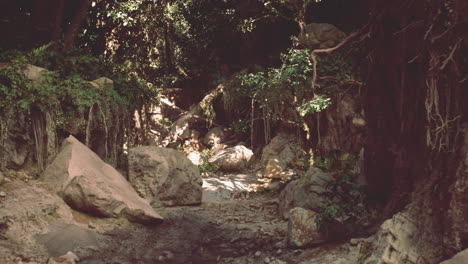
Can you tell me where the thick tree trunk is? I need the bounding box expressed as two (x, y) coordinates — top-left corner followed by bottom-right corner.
(363, 0), (467, 260)
(50, 0), (64, 43)
(31, 0), (53, 45)
(63, 0), (92, 52)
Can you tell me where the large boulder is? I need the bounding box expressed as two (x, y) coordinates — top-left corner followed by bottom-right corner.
(128, 146), (202, 207)
(260, 133), (305, 179)
(208, 145), (253, 172)
(41, 136), (162, 225)
(287, 207), (328, 248)
(360, 211), (427, 264)
(298, 23), (346, 49)
(278, 167), (334, 219)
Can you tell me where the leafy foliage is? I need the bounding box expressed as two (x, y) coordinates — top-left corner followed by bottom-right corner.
(0, 44), (160, 128)
(198, 149), (218, 174)
(226, 47), (332, 135)
(313, 150), (373, 236)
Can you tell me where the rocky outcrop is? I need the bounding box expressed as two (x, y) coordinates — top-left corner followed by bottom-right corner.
(128, 146), (202, 207)
(298, 23), (346, 49)
(279, 167), (334, 219)
(287, 207), (328, 248)
(359, 208), (443, 264)
(260, 133), (305, 179)
(208, 145), (253, 172)
(41, 136), (162, 224)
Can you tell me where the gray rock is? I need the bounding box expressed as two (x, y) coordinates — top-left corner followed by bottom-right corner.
(88, 77), (113, 91)
(128, 146), (202, 207)
(187, 151), (203, 165)
(208, 145), (253, 172)
(260, 133), (305, 179)
(270, 260), (287, 264)
(278, 167), (334, 219)
(203, 127), (226, 146)
(41, 136), (162, 224)
(287, 207), (328, 248)
(441, 249), (468, 264)
(46, 251), (79, 264)
(298, 23), (346, 49)
(360, 210), (428, 264)
(23, 64), (46, 82)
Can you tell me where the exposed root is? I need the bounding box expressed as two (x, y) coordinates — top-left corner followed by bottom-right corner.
(310, 24), (370, 89)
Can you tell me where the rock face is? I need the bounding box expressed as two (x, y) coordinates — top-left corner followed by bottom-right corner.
(298, 23), (346, 49)
(362, 210), (437, 264)
(208, 145), (253, 172)
(287, 207), (328, 248)
(128, 146), (202, 207)
(260, 134), (305, 179)
(278, 167), (333, 219)
(441, 249), (468, 264)
(41, 136), (162, 224)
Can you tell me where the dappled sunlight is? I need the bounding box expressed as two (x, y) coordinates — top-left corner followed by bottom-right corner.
(202, 173), (260, 203)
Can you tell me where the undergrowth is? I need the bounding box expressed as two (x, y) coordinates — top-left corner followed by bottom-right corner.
(313, 150), (373, 237)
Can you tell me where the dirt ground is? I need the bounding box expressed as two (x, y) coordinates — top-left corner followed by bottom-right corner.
(0, 172), (352, 264)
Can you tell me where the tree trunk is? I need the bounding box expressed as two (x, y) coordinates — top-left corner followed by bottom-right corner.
(31, 0), (53, 46)
(161, 84), (224, 147)
(62, 0), (92, 52)
(363, 0), (467, 260)
(164, 25), (174, 72)
(50, 0), (64, 43)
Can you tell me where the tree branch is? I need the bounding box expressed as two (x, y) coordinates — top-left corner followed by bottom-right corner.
(310, 24), (370, 89)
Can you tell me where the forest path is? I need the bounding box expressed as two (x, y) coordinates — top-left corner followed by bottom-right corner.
(1, 173), (347, 264)
(76, 172), (292, 264)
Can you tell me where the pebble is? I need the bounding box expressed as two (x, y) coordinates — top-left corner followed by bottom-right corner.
(0, 191), (6, 197)
(163, 250), (174, 260)
(276, 249), (282, 255)
(254, 251), (261, 257)
(274, 241), (284, 249)
(264, 257), (271, 263)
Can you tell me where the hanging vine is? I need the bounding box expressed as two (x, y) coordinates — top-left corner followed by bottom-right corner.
(424, 1), (465, 153)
